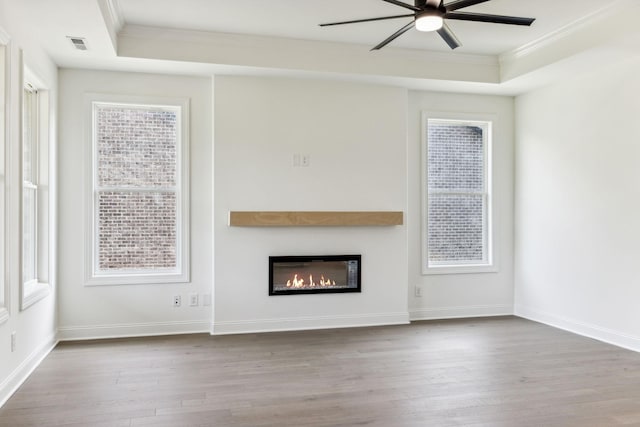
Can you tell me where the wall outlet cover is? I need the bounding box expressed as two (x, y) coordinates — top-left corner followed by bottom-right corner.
(189, 293), (199, 306)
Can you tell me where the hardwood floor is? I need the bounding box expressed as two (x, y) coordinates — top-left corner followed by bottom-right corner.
(2, 316), (640, 426)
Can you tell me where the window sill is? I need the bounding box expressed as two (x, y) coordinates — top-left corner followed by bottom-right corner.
(21, 281), (51, 310)
(422, 264), (498, 275)
(0, 307), (8, 325)
(85, 271), (189, 286)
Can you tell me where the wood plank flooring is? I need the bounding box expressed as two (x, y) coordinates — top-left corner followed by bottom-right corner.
(2, 316), (640, 426)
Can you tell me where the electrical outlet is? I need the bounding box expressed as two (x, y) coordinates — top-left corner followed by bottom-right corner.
(293, 154), (310, 167)
(11, 332), (16, 352)
(173, 295), (181, 307)
(415, 286), (422, 297)
(189, 293), (199, 307)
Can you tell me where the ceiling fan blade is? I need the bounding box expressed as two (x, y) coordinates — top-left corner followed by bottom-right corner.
(444, 0), (491, 12)
(445, 11), (535, 26)
(381, 0), (421, 12)
(371, 21), (415, 50)
(320, 14), (414, 27)
(437, 22), (461, 49)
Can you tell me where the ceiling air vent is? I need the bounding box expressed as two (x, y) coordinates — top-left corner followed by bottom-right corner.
(67, 36), (88, 51)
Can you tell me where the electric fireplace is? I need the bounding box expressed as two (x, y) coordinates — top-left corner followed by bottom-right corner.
(269, 255), (361, 296)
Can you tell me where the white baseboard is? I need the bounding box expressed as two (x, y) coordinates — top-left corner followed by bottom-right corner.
(409, 304), (513, 321)
(0, 331), (58, 409)
(58, 320), (210, 341)
(211, 312), (410, 335)
(515, 305), (640, 353)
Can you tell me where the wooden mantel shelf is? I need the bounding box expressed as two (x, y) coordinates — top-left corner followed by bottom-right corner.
(228, 211), (403, 227)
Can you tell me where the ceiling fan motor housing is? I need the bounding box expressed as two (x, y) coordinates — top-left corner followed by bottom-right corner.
(416, 0), (447, 10)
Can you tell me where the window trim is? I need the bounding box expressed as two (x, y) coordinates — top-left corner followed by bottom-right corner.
(421, 111), (498, 275)
(22, 84), (38, 286)
(0, 28), (8, 323)
(19, 60), (51, 310)
(84, 94), (190, 286)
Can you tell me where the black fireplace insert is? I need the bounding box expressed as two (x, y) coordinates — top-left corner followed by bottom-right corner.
(269, 255), (361, 296)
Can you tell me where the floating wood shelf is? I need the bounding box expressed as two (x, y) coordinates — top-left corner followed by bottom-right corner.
(229, 211), (403, 227)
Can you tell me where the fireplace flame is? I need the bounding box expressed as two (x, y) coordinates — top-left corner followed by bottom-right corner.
(286, 274), (305, 288)
(285, 273), (337, 288)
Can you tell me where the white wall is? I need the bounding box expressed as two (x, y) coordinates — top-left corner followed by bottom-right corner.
(0, 2), (58, 406)
(213, 76), (409, 333)
(57, 69), (212, 339)
(515, 57), (640, 351)
(407, 91), (515, 320)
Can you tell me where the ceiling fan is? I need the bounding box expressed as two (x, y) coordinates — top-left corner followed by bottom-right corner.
(319, 0), (536, 50)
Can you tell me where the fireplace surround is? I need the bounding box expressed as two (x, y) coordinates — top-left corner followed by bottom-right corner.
(269, 255), (361, 295)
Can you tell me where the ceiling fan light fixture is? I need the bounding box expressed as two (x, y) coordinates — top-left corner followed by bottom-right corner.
(415, 11), (443, 32)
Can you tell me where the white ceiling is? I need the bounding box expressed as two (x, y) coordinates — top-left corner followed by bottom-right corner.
(8, 0), (639, 95)
(117, 0), (611, 55)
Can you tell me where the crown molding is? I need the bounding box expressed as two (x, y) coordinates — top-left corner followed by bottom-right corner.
(499, 0), (629, 65)
(102, 0), (124, 31)
(97, 0), (124, 54)
(496, 0), (640, 85)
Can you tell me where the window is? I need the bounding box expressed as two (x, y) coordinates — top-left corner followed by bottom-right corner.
(22, 85), (37, 286)
(86, 97), (189, 285)
(20, 66), (51, 309)
(423, 116), (494, 274)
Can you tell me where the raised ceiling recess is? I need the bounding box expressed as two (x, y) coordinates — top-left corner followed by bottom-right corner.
(320, 0), (536, 50)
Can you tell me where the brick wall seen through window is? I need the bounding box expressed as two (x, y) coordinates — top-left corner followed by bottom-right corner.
(94, 105), (179, 272)
(426, 119), (490, 268)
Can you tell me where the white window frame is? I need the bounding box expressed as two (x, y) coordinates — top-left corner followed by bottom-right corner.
(84, 94), (190, 286)
(22, 85), (38, 285)
(422, 111), (497, 275)
(20, 62), (51, 310)
(0, 29), (8, 323)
